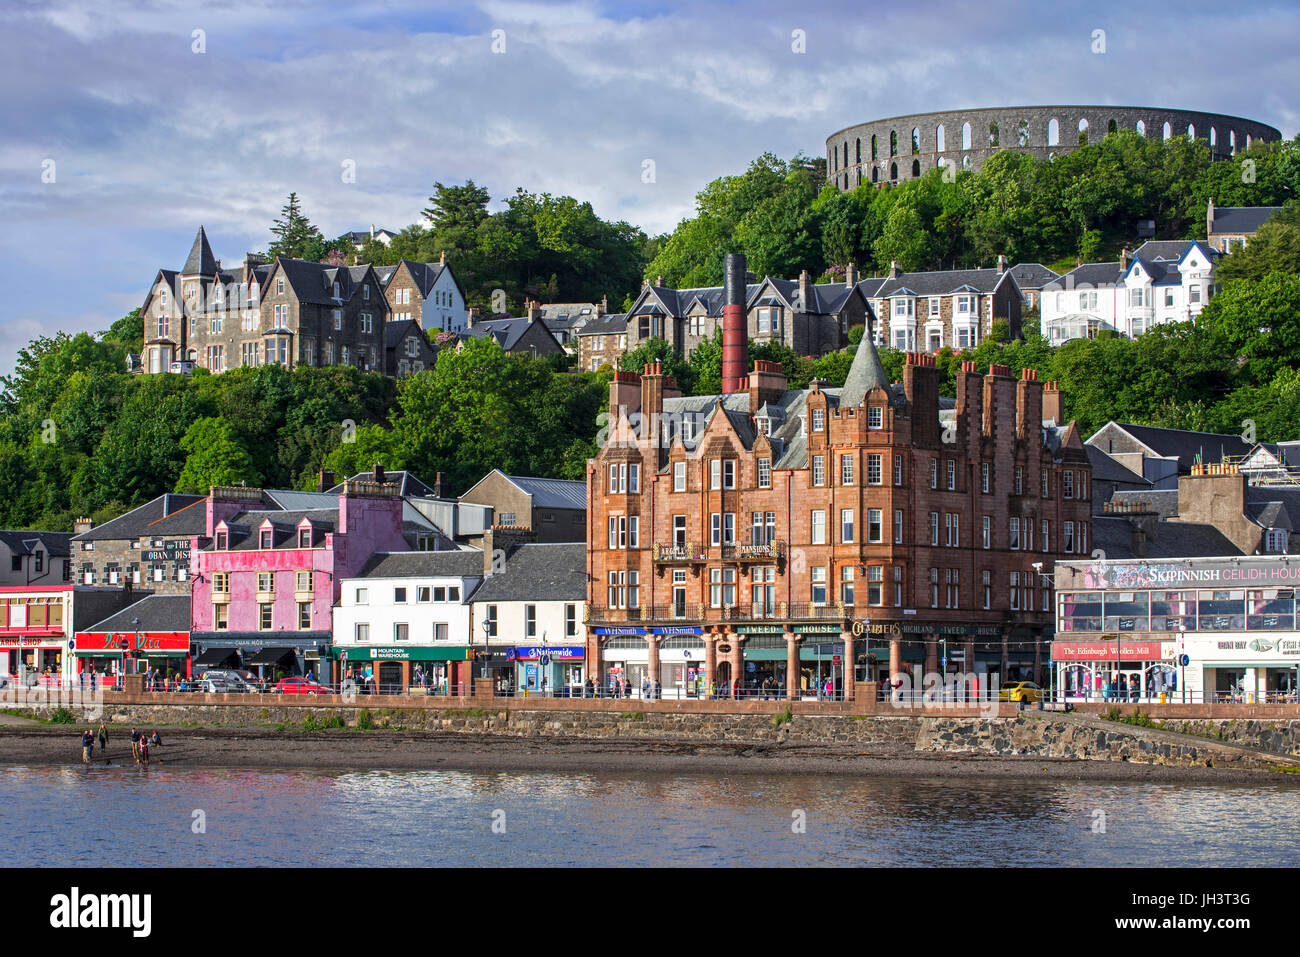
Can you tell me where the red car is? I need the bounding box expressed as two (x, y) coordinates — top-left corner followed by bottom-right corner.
(275, 677), (330, 695)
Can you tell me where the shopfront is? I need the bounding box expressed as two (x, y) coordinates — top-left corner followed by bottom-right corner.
(72, 630), (190, 686)
(593, 626), (708, 698)
(190, 633), (332, 681)
(0, 637), (65, 682)
(1050, 639), (1174, 701)
(1055, 555), (1300, 702)
(0, 592), (69, 680)
(738, 627), (787, 695)
(657, 632), (706, 698)
(510, 645), (585, 696)
(335, 645), (474, 695)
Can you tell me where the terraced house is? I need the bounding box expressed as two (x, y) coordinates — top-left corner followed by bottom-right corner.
(138, 227), (389, 375)
(578, 269), (872, 371)
(857, 257), (1024, 353)
(585, 257), (1092, 700)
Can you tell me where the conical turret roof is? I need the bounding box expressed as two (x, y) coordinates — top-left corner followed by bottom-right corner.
(182, 226), (218, 276)
(838, 330), (889, 407)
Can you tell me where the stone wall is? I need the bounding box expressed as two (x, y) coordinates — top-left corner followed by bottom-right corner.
(1157, 719), (1300, 757)
(826, 106), (1282, 189)
(915, 714), (1297, 770)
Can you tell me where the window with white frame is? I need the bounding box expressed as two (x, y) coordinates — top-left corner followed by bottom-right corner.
(841, 508), (855, 544)
(674, 461), (687, 491)
(812, 455), (825, 486)
(757, 457), (771, 489)
(811, 510), (826, 545)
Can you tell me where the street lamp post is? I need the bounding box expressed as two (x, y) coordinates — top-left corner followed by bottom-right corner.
(1178, 624), (1187, 704)
(480, 619), (492, 690)
(132, 617), (142, 686)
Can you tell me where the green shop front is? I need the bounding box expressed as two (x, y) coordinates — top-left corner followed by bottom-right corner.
(333, 645), (474, 695)
(851, 621), (1028, 683)
(738, 624), (857, 695)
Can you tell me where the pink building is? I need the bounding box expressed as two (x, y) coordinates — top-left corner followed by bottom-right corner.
(190, 477), (408, 679)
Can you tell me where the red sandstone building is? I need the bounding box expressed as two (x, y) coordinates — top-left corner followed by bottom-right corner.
(584, 254), (1094, 699)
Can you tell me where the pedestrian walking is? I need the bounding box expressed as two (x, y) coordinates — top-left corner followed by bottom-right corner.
(584, 676), (594, 699)
(139, 736), (150, 767)
(129, 727), (142, 765)
(641, 677), (650, 699)
(653, 679), (662, 700)
(97, 722), (108, 755)
(81, 729), (93, 764)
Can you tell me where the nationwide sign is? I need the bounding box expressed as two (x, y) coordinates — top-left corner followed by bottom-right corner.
(1050, 640), (1169, 661)
(508, 646), (585, 660)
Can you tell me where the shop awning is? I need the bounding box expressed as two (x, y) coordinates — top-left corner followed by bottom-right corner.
(245, 646), (297, 667)
(745, 650), (787, 662)
(142, 649), (188, 657)
(193, 647), (239, 667)
(74, 650), (123, 657)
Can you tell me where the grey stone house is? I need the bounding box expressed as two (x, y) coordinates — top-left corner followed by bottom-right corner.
(858, 258), (1024, 352)
(139, 227), (389, 375)
(374, 254), (468, 333)
(453, 313), (565, 358)
(70, 493), (208, 594)
(459, 470), (587, 544)
(384, 319), (439, 377)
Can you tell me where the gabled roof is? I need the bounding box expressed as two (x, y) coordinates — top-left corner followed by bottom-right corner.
(1008, 263), (1061, 289)
(468, 542), (587, 603)
(182, 226), (218, 277)
(72, 494), (207, 543)
(861, 267), (1019, 298)
(355, 549), (484, 580)
(327, 471), (436, 498)
(209, 508), (338, 550)
(1091, 423), (1255, 471)
(461, 470), (587, 510)
(1210, 206), (1284, 235)
(1084, 445), (1150, 486)
(0, 530), (72, 557)
(81, 594), (192, 634)
(460, 316), (561, 352)
(1049, 261), (1122, 289)
(384, 318), (434, 351)
(577, 313), (629, 337)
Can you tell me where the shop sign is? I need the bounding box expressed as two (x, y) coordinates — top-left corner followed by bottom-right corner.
(1076, 558), (1300, 590)
(78, 631), (189, 653)
(718, 644), (731, 653)
(736, 624), (784, 635)
(1188, 634), (1300, 661)
(793, 624), (842, 635)
(510, 646), (584, 660)
(592, 626), (645, 636)
(650, 626), (703, 635)
(343, 646), (472, 662)
(0, 636), (57, 647)
(141, 541), (190, 563)
(854, 620), (1002, 638)
(1050, 640), (1167, 661)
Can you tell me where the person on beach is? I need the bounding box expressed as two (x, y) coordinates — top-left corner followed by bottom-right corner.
(129, 727), (141, 765)
(150, 729), (162, 748)
(81, 729), (93, 764)
(139, 736), (150, 767)
(97, 722), (108, 755)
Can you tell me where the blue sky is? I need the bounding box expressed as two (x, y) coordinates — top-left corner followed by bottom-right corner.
(1, 0), (1297, 378)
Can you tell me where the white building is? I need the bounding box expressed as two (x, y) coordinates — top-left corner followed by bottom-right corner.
(333, 549), (484, 693)
(375, 255), (468, 335)
(468, 542), (587, 695)
(1041, 241), (1221, 344)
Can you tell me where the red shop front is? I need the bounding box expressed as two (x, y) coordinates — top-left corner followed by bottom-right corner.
(73, 630), (191, 685)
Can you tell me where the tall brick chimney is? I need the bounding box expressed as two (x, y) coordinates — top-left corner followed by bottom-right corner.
(903, 353), (939, 447)
(1015, 368), (1044, 441)
(641, 361), (666, 444)
(722, 253), (748, 394)
(748, 360), (788, 415)
(1041, 380), (1064, 425)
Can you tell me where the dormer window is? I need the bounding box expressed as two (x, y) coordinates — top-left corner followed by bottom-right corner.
(811, 409), (825, 431)
(215, 531), (228, 550)
(333, 281), (341, 299)
(756, 416), (771, 436)
(867, 407), (883, 429)
(260, 528), (273, 549)
(298, 528), (311, 548)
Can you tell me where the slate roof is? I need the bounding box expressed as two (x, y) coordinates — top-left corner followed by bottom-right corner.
(502, 474), (588, 510)
(1111, 489), (1182, 520)
(356, 549), (485, 580)
(577, 313), (629, 337)
(1244, 487), (1300, 531)
(72, 494), (207, 543)
(81, 594), (192, 634)
(1085, 445), (1150, 487)
(838, 328), (891, 407)
(384, 318), (433, 351)
(0, 530), (72, 557)
(859, 266), (1017, 298)
(459, 316), (558, 351)
(212, 508), (338, 550)
(628, 277), (861, 321)
(1049, 261), (1123, 288)
(1101, 424), (1255, 471)
(1210, 206), (1284, 235)
(469, 542), (587, 602)
(347, 228), (395, 244)
(327, 471), (437, 498)
(182, 226), (218, 276)
(1090, 517), (1241, 560)
(1008, 263), (1061, 290)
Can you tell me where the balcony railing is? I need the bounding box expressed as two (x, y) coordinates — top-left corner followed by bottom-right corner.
(587, 601), (853, 625)
(651, 540), (786, 563)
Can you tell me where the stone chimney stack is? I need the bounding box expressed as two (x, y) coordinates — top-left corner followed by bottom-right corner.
(748, 360), (788, 416)
(997, 254), (1008, 274)
(73, 517), (94, 535)
(600, 294), (608, 315)
(1041, 380), (1064, 425)
(434, 471), (447, 498)
(1120, 247), (1131, 271)
(888, 261), (900, 280)
(440, 249), (447, 266)
(527, 300), (542, 324)
(1206, 198), (1215, 239)
(799, 269), (812, 309)
(372, 462), (386, 484)
(845, 262), (858, 288)
(467, 306), (480, 327)
(317, 469), (335, 493)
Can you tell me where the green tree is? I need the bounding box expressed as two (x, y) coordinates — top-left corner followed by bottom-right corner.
(175, 417), (260, 493)
(423, 180), (491, 232)
(268, 192), (327, 261)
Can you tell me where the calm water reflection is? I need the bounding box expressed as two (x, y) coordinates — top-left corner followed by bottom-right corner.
(1, 765), (1297, 867)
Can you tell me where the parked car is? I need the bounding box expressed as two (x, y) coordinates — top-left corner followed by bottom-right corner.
(195, 669), (253, 692)
(999, 681), (1044, 704)
(196, 677), (241, 694)
(276, 676), (330, 695)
